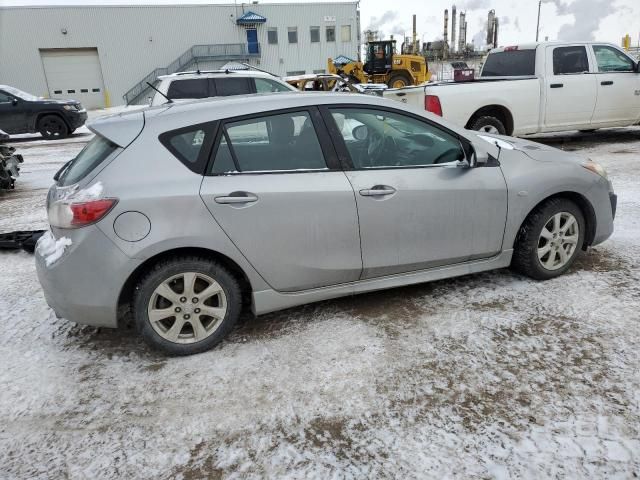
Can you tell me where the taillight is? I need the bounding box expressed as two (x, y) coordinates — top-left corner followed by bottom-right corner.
(49, 198), (117, 228)
(425, 95), (443, 116)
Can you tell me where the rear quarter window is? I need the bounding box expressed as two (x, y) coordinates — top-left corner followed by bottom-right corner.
(167, 78), (209, 100)
(57, 135), (118, 186)
(481, 50), (536, 76)
(159, 122), (217, 174)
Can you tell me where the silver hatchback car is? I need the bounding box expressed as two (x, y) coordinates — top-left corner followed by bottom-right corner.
(36, 93), (616, 355)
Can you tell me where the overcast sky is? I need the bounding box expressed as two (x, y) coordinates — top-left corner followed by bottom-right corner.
(2, 0), (639, 49)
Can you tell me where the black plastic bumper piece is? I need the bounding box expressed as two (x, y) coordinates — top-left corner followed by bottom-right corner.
(0, 230), (45, 253)
(609, 193), (617, 220)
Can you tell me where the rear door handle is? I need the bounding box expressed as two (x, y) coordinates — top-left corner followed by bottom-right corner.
(359, 185), (396, 196)
(214, 192), (258, 204)
(600, 80), (614, 86)
(550, 83), (563, 88)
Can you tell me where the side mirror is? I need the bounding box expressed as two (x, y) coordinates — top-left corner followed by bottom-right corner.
(11, 98), (18, 106)
(470, 148), (489, 167)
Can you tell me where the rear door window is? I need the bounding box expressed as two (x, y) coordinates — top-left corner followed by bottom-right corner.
(481, 49), (536, 76)
(210, 111), (327, 173)
(213, 77), (253, 96)
(553, 46), (589, 74)
(57, 135), (118, 186)
(167, 78), (209, 100)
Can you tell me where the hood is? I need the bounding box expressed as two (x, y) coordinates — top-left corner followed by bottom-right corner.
(473, 132), (587, 164)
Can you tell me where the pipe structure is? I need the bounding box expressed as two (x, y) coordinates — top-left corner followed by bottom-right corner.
(451, 5), (457, 53)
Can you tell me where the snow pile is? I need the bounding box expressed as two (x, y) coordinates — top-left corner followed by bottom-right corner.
(72, 181), (103, 201)
(35, 230), (72, 266)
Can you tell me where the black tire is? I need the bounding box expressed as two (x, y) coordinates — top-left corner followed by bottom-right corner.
(470, 115), (506, 135)
(133, 256), (242, 355)
(512, 198), (585, 280)
(38, 115), (69, 140)
(387, 72), (412, 88)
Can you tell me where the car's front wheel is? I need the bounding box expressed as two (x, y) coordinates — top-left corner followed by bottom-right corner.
(134, 257), (242, 355)
(512, 198), (585, 280)
(38, 115), (69, 140)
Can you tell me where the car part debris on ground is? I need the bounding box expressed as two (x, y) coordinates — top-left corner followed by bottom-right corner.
(0, 129), (23, 190)
(0, 229), (45, 252)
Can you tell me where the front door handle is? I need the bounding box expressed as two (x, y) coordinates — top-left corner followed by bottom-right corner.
(600, 80), (614, 86)
(550, 83), (563, 88)
(214, 192), (258, 204)
(359, 185), (396, 196)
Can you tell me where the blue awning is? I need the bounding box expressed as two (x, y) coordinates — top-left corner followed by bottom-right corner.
(236, 11), (267, 25)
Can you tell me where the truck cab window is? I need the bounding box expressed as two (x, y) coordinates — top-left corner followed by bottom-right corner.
(553, 46), (589, 75)
(593, 45), (635, 72)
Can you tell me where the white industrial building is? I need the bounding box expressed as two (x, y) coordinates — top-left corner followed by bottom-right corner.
(0, 2), (360, 108)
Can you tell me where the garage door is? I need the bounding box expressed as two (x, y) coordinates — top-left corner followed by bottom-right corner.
(40, 48), (106, 109)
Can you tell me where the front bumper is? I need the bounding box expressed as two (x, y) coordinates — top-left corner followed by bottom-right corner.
(65, 110), (88, 130)
(35, 225), (133, 328)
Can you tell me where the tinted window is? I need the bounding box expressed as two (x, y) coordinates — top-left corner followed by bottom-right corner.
(326, 26), (336, 42)
(211, 111), (327, 173)
(330, 108), (464, 169)
(211, 135), (236, 174)
(553, 46), (589, 74)
(288, 27), (298, 44)
(167, 78), (209, 100)
(58, 135), (118, 186)
(213, 77), (252, 96)
(593, 45), (635, 72)
(168, 129), (206, 163)
(160, 123), (216, 173)
(254, 78), (293, 93)
(0, 91), (13, 103)
(267, 28), (278, 44)
(310, 26), (320, 43)
(481, 49), (536, 76)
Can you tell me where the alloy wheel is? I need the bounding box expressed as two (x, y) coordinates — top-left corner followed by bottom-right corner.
(537, 212), (580, 271)
(147, 272), (227, 344)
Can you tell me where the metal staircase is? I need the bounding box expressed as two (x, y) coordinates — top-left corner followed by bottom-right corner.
(123, 43), (260, 105)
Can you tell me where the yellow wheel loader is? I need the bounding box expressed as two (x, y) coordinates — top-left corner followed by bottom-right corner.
(328, 40), (430, 88)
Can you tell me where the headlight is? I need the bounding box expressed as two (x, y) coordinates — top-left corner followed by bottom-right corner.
(582, 160), (608, 179)
(63, 105), (75, 111)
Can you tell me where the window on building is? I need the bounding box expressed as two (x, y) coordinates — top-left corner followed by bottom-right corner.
(326, 26), (335, 42)
(211, 111), (327, 173)
(313, 69), (326, 74)
(553, 46), (589, 75)
(267, 28), (278, 45)
(310, 26), (320, 43)
(288, 27), (298, 44)
(341, 25), (351, 42)
(286, 70), (306, 75)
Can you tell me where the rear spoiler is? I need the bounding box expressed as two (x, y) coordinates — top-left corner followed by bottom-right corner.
(87, 110), (144, 148)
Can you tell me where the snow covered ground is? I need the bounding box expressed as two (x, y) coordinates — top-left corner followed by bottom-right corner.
(0, 127), (639, 479)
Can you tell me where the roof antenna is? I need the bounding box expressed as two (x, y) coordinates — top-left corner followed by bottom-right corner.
(146, 82), (173, 104)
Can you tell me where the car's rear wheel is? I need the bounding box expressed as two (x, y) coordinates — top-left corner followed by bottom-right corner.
(134, 257), (242, 355)
(470, 116), (506, 135)
(38, 115), (69, 140)
(512, 198), (585, 280)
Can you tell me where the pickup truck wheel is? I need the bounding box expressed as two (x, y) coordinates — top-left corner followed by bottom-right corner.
(134, 257), (242, 355)
(38, 115), (69, 140)
(470, 116), (506, 135)
(387, 72), (412, 88)
(512, 198), (585, 280)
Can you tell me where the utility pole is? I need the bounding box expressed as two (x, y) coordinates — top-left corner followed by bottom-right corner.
(536, 0), (541, 42)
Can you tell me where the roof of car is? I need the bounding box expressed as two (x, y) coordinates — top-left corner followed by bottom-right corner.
(158, 70), (279, 80)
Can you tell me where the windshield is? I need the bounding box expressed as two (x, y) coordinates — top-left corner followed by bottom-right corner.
(57, 135), (118, 186)
(1, 86), (40, 101)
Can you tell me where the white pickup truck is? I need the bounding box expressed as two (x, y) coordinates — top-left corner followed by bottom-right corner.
(384, 42), (640, 136)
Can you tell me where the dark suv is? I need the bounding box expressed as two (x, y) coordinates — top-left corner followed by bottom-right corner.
(0, 85), (87, 140)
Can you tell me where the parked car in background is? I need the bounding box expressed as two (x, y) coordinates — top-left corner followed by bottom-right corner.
(150, 70), (296, 106)
(384, 42), (640, 135)
(36, 93), (615, 355)
(0, 85), (87, 140)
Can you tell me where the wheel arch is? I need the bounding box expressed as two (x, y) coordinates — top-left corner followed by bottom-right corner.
(466, 105), (514, 135)
(117, 247), (253, 326)
(514, 191), (597, 251)
(34, 111), (71, 131)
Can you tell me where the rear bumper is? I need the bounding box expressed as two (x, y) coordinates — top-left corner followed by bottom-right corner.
(35, 225), (132, 328)
(609, 192), (617, 219)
